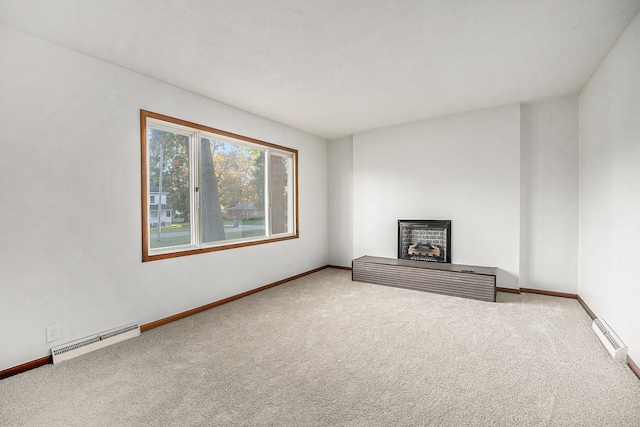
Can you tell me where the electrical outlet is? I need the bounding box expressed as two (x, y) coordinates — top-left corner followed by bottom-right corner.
(46, 324), (60, 343)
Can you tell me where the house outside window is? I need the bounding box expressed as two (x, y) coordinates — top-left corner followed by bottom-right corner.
(148, 187), (173, 227)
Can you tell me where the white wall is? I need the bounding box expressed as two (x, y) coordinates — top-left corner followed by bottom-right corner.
(327, 136), (353, 267)
(353, 104), (521, 288)
(579, 12), (640, 362)
(0, 25), (328, 371)
(520, 95), (579, 293)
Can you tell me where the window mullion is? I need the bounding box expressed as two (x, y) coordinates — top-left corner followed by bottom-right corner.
(191, 131), (201, 248)
(287, 155), (295, 234)
(264, 148), (271, 237)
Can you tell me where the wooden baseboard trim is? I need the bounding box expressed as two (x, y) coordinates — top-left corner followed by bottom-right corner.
(327, 265), (352, 271)
(140, 265), (328, 332)
(0, 355), (52, 381)
(496, 287), (521, 294)
(520, 287), (577, 299)
(497, 287), (579, 299)
(576, 295), (597, 320)
(627, 356), (640, 379)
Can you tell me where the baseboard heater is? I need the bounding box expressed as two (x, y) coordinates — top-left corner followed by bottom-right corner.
(591, 318), (627, 362)
(51, 323), (140, 364)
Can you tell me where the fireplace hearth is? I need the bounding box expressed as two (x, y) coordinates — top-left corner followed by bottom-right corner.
(398, 220), (451, 263)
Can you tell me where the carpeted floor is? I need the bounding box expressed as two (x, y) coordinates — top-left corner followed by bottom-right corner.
(1, 268), (639, 426)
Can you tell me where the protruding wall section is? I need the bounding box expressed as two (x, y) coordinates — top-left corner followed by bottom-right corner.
(520, 95), (579, 294)
(578, 11), (640, 364)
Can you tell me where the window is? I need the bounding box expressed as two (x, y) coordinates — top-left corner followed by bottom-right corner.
(141, 110), (298, 261)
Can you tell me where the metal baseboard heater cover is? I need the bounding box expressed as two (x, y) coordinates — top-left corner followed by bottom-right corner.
(591, 318), (627, 362)
(51, 323), (140, 364)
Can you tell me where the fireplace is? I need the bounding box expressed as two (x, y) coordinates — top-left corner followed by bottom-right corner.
(398, 220), (451, 263)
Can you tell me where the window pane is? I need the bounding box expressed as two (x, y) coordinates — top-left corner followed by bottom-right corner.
(148, 128), (191, 249)
(270, 154), (290, 234)
(201, 138), (266, 244)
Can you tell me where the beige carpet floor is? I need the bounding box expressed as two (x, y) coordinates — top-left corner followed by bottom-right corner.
(1, 268), (639, 426)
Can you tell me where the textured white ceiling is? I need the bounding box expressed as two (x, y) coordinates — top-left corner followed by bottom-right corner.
(1, 0), (639, 139)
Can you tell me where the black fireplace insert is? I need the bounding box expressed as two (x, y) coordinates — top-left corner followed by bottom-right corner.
(398, 220), (451, 263)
